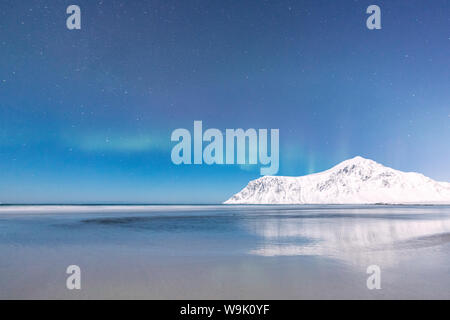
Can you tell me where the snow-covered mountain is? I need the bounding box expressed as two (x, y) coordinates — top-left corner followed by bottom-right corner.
(224, 156), (450, 204)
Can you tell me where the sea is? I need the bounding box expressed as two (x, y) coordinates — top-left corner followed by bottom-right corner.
(0, 204), (449, 299)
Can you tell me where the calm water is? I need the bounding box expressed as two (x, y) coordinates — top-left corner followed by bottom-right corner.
(0, 205), (449, 299)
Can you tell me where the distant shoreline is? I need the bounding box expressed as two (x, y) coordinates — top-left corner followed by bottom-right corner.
(1, 203), (449, 207)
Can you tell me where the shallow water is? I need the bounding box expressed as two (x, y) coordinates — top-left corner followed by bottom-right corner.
(0, 205), (449, 299)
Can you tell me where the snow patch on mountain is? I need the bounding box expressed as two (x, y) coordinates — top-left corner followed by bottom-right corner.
(224, 156), (450, 204)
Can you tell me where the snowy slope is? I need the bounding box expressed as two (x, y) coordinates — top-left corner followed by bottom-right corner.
(224, 156), (450, 204)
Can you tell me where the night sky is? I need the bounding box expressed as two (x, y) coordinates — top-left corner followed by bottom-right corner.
(0, 0), (449, 203)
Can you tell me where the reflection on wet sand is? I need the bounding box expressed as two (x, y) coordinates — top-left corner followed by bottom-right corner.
(245, 208), (450, 266)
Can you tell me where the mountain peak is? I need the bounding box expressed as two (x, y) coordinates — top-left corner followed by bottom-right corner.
(336, 156), (378, 167)
(225, 157), (450, 204)
(320, 156), (385, 179)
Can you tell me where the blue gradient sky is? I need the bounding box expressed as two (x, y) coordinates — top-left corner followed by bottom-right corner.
(0, 0), (449, 203)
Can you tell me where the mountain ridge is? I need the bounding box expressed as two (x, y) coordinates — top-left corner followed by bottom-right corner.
(224, 156), (450, 204)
